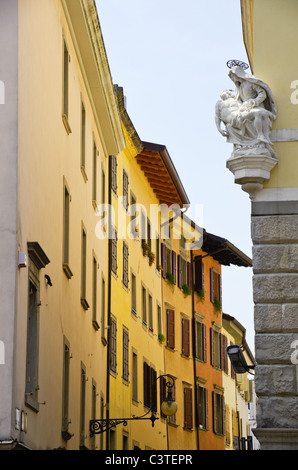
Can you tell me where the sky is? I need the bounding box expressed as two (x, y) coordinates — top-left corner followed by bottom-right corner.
(96, 0), (255, 353)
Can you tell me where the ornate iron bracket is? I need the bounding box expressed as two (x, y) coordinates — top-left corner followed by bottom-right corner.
(90, 409), (158, 436)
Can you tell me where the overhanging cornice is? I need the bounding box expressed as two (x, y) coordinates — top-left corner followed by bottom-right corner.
(61, 0), (125, 155)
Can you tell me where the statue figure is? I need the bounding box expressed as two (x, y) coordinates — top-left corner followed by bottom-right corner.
(215, 64), (277, 158)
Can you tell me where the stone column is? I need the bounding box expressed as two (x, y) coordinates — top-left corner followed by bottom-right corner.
(251, 202), (298, 450)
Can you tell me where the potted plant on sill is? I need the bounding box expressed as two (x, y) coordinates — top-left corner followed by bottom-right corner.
(158, 333), (165, 344)
(142, 240), (150, 256)
(195, 289), (205, 302)
(182, 283), (191, 297)
(148, 251), (156, 266)
(213, 296), (222, 314)
(166, 272), (175, 286)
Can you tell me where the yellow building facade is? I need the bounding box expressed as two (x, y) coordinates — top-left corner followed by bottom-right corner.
(0, 0), (125, 450)
(239, 0), (298, 449)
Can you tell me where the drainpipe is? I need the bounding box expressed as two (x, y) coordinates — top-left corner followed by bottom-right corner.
(191, 250), (200, 450)
(106, 155), (113, 451)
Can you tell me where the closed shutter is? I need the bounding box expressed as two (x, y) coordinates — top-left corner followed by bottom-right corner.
(204, 388), (209, 430)
(194, 258), (204, 292)
(177, 255), (182, 288)
(167, 309), (175, 349)
(111, 228), (117, 274)
(111, 155), (117, 193)
(210, 328), (215, 366)
(184, 388), (193, 429)
(123, 241), (129, 288)
(143, 362), (150, 408)
(151, 368), (157, 412)
(218, 274), (222, 304)
(123, 329), (129, 382)
(212, 391), (217, 433)
(172, 251), (176, 284)
(110, 318), (117, 373)
(210, 269), (214, 302)
(160, 376), (167, 418)
(230, 342), (236, 379)
(123, 170), (129, 210)
(161, 243), (167, 279)
(187, 261), (193, 291)
(202, 323), (207, 363)
(182, 318), (190, 357)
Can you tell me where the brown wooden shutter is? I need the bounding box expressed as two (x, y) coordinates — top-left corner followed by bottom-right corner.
(210, 269), (214, 302)
(194, 258), (204, 292)
(167, 309), (175, 349)
(123, 170), (129, 210)
(212, 391), (217, 433)
(184, 388), (193, 429)
(202, 323), (207, 363)
(210, 328), (215, 366)
(182, 318), (190, 357)
(218, 274), (222, 304)
(110, 318), (117, 373)
(150, 368), (157, 412)
(160, 376), (167, 418)
(123, 329), (129, 381)
(111, 155), (117, 194)
(187, 261), (193, 290)
(204, 388), (209, 430)
(111, 228), (117, 275)
(161, 243), (167, 279)
(143, 362), (150, 408)
(122, 241), (129, 288)
(172, 251), (176, 284)
(230, 342), (236, 379)
(177, 255), (182, 288)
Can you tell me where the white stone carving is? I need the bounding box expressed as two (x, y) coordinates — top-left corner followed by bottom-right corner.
(216, 65), (278, 198)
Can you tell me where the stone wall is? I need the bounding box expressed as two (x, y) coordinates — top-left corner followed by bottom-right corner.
(251, 205), (298, 449)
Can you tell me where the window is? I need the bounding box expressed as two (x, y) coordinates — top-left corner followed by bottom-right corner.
(62, 338), (71, 438)
(101, 277), (106, 338)
(194, 257), (204, 293)
(157, 304), (162, 337)
(111, 155), (117, 194)
(123, 169), (129, 210)
(63, 40), (69, 119)
(25, 243), (50, 412)
(111, 227), (117, 275)
(81, 102), (86, 172)
(92, 255), (99, 330)
(123, 242), (129, 288)
(110, 317), (117, 374)
(143, 363), (157, 411)
(62, 39), (71, 134)
(63, 181), (73, 279)
(212, 391), (224, 436)
(221, 334), (229, 374)
(181, 317), (190, 357)
(92, 142), (97, 205)
(210, 269), (222, 306)
(123, 328), (129, 382)
(197, 385), (208, 430)
(148, 294), (153, 332)
(142, 285), (147, 325)
(132, 352), (138, 402)
(210, 327), (220, 369)
(130, 193), (137, 237)
(81, 227), (89, 310)
(166, 309), (175, 349)
(156, 235), (160, 268)
(168, 379), (176, 425)
(184, 387), (193, 430)
(131, 272), (137, 314)
(195, 321), (207, 362)
(91, 380), (97, 450)
(80, 364), (87, 448)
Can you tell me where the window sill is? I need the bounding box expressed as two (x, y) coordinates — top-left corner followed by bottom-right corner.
(92, 319), (100, 331)
(81, 165), (88, 182)
(25, 394), (39, 413)
(63, 263), (73, 279)
(62, 114), (72, 135)
(81, 297), (90, 311)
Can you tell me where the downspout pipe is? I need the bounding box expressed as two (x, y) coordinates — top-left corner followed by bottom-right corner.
(191, 250), (200, 450)
(106, 155), (113, 451)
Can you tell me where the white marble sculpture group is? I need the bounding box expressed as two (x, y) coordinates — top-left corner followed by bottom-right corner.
(216, 63), (278, 198)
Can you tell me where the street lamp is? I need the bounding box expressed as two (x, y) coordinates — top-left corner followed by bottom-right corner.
(89, 374), (177, 436)
(227, 345), (255, 374)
